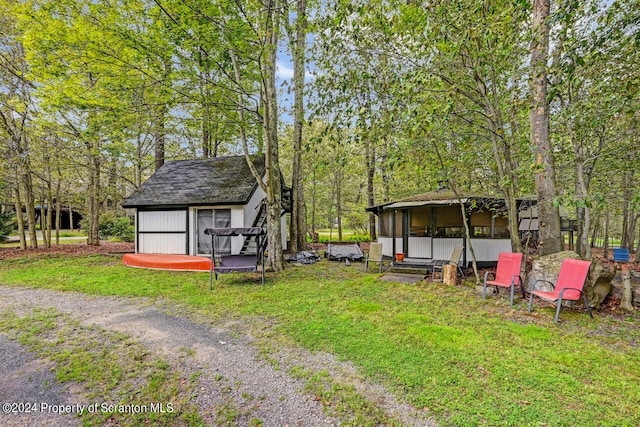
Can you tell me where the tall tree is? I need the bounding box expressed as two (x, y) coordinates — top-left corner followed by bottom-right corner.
(530, 0), (562, 255)
(285, 0), (308, 253)
(0, 1), (38, 248)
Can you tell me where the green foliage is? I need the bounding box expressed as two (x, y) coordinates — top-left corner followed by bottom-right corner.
(314, 229), (370, 243)
(0, 256), (638, 426)
(0, 211), (16, 243)
(99, 212), (134, 242)
(81, 211), (134, 242)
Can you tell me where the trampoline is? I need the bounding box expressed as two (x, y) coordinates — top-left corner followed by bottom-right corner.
(205, 227), (266, 288)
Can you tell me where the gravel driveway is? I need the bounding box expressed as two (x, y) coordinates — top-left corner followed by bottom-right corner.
(0, 285), (434, 426)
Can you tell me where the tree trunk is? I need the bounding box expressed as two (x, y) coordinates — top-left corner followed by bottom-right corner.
(459, 200), (479, 284)
(86, 146), (101, 246)
(574, 157), (590, 258)
(474, 64), (522, 255)
(55, 177), (61, 245)
(261, 0), (284, 271)
(135, 133), (143, 187)
(530, 0), (562, 255)
(620, 266), (636, 313)
(45, 182), (53, 248)
(288, 0), (308, 254)
(621, 169), (636, 250)
(635, 225), (640, 263)
(334, 166), (343, 242)
(12, 185), (26, 250)
(154, 112), (165, 172)
(366, 137), (377, 241)
(381, 137), (391, 202)
(310, 155), (318, 240)
(21, 169), (37, 249)
(590, 214), (599, 248)
(603, 210), (610, 258)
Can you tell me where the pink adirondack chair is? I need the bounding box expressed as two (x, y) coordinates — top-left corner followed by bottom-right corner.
(483, 252), (525, 306)
(528, 258), (593, 323)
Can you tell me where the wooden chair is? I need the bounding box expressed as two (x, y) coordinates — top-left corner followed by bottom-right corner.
(528, 258), (593, 323)
(483, 252), (525, 306)
(365, 242), (384, 273)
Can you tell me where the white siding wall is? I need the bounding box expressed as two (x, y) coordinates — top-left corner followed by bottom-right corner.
(139, 234), (187, 254)
(139, 210), (187, 232)
(188, 209), (196, 255)
(408, 237), (432, 258)
(432, 238), (464, 261)
(244, 186), (266, 226)
(241, 185), (288, 250)
(468, 239), (512, 262)
(380, 236), (510, 263)
(137, 210), (188, 254)
(378, 237), (403, 257)
(379, 237), (393, 257)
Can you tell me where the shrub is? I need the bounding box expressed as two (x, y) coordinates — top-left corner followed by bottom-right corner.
(0, 212), (16, 243)
(317, 233), (370, 243)
(97, 212), (135, 242)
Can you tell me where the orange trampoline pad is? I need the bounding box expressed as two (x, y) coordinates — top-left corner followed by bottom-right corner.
(123, 253), (212, 271)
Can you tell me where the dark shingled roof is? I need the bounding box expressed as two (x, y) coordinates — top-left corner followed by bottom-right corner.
(122, 155), (265, 208)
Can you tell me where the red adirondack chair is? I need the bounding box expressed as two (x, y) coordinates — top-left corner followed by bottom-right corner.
(483, 252), (525, 306)
(528, 258), (593, 323)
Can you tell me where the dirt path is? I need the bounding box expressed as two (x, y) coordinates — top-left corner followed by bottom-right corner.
(0, 286), (434, 426)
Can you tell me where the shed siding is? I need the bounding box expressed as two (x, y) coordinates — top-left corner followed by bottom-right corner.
(137, 210), (188, 254)
(139, 210), (187, 232)
(244, 185), (267, 227)
(139, 233), (187, 254)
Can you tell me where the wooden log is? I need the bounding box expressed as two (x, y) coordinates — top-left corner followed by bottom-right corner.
(443, 264), (457, 286)
(620, 265), (636, 313)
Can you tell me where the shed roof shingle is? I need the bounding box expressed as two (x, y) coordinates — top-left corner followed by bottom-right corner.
(122, 155), (264, 208)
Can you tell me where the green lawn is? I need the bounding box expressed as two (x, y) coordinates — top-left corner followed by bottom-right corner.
(0, 254), (638, 426)
(1, 230), (88, 247)
(315, 228), (370, 242)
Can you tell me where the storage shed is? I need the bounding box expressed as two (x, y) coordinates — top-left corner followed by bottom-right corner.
(121, 155), (288, 256)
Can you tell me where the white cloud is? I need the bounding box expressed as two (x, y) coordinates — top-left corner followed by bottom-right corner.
(276, 61), (295, 79)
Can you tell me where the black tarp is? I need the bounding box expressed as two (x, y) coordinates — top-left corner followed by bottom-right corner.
(326, 243), (364, 261)
(287, 251), (321, 264)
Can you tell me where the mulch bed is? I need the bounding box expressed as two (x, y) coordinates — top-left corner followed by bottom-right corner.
(0, 241), (134, 260)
